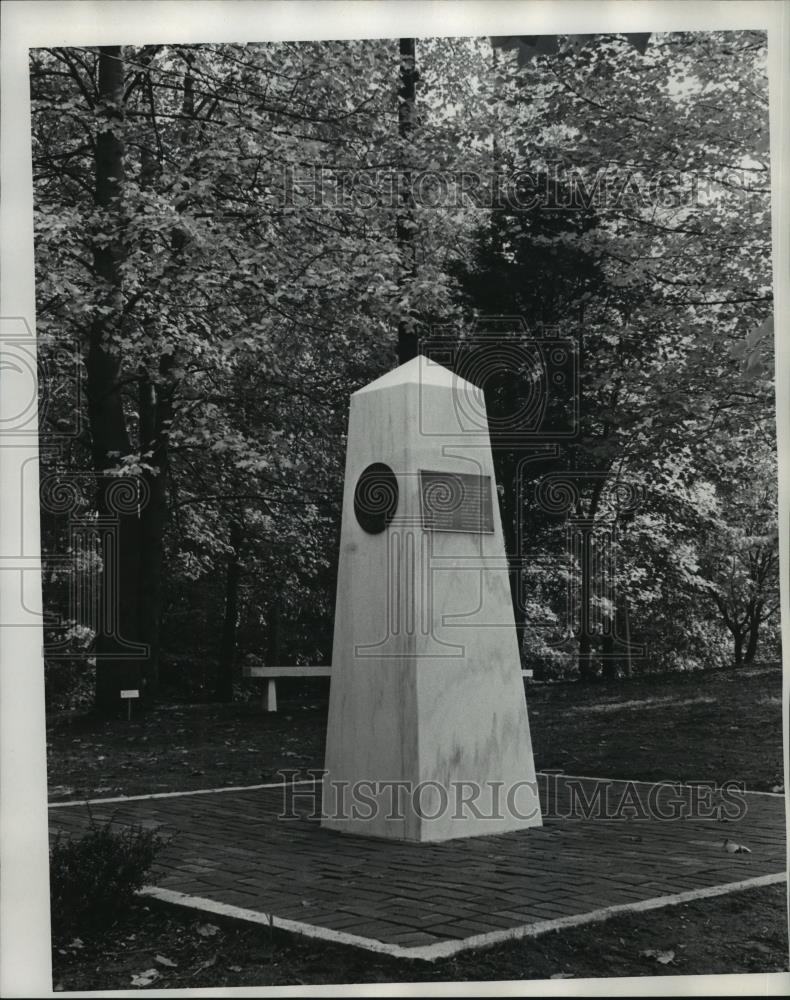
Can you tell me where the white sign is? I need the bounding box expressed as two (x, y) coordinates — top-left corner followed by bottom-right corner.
(120, 689), (140, 699)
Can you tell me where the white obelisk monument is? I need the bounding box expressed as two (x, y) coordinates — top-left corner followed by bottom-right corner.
(322, 355), (541, 841)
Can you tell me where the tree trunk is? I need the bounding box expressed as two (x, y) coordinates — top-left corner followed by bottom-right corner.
(215, 524), (242, 701)
(134, 60), (176, 702)
(712, 593), (747, 669)
(744, 627), (759, 664)
(267, 598), (282, 666)
(129, 51), (193, 702)
(744, 604), (762, 664)
(498, 448), (525, 641)
(622, 590), (633, 677)
(137, 355), (174, 699)
(601, 631), (617, 680)
(576, 472), (606, 682)
(576, 522), (594, 683)
(733, 629), (744, 667)
(89, 46), (144, 716)
(578, 632), (596, 682)
(397, 37), (418, 364)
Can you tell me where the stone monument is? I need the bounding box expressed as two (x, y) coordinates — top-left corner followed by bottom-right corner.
(322, 355), (541, 841)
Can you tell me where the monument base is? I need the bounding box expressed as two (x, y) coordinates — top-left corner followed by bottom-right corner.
(322, 647), (541, 842)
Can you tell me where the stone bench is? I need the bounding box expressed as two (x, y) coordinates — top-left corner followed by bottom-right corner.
(243, 665), (332, 712)
(243, 664), (532, 712)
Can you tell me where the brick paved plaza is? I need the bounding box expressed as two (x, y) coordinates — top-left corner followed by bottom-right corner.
(48, 775), (787, 960)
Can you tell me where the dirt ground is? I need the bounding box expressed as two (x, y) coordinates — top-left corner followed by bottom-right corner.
(48, 664), (788, 989)
(52, 884), (789, 991)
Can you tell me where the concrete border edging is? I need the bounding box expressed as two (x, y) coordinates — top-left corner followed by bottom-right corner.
(140, 872), (789, 963)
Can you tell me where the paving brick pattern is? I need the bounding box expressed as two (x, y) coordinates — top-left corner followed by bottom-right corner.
(49, 776), (786, 951)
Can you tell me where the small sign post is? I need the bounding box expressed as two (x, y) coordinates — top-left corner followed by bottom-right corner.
(120, 689), (140, 721)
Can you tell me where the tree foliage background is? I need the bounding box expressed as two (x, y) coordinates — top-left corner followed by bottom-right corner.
(30, 31), (778, 712)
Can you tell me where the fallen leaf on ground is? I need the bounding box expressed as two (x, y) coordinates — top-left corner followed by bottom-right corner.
(155, 954), (178, 967)
(724, 839), (752, 854)
(130, 968), (159, 987)
(196, 923), (219, 937)
(641, 948), (675, 965)
(49, 786), (75, 798)
(192, 955), (217, 975)
(551, 972), (574, 978)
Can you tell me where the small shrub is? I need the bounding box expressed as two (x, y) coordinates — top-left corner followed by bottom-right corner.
(45, 658), (95, 713)
(44, 626), (96, 712)
(50, 816), (166, 944)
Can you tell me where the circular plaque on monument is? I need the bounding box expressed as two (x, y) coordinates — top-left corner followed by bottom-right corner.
(353, 463), (398, 534)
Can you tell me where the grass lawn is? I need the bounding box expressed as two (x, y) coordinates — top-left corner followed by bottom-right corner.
(48, 664), (786, 800)
(47, 663), (788, 989)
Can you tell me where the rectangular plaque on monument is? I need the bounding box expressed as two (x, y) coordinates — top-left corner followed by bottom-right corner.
(322, 355), (542, 842)
(419, 470), (495, 534)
